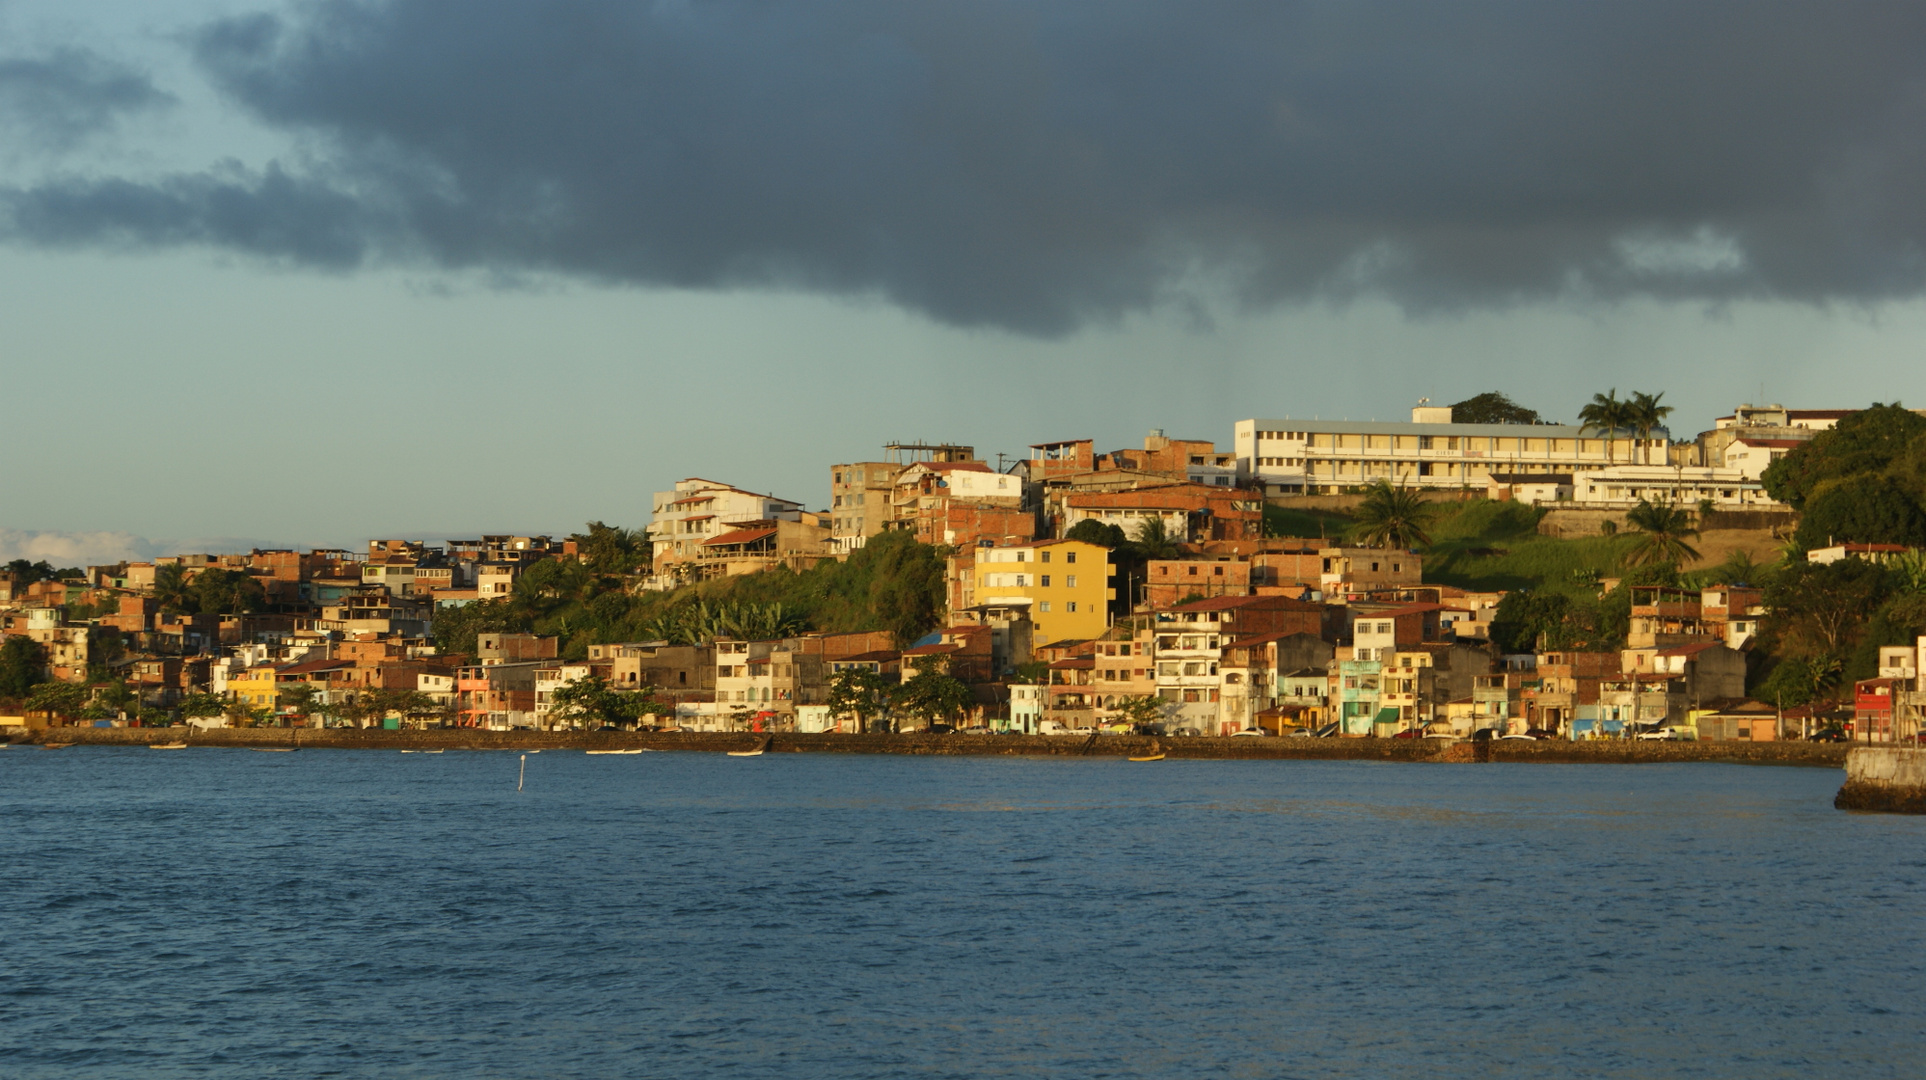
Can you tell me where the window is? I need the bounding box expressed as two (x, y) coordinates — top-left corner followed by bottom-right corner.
(1066, 552), (1077, 564)
(1066, 602), (1078, 613)
(1041, 551), (1052, 563)
(1016, 574), (1027, 587)
(1065, 575), (1077, 588)
(1039, 602), (1051, 612)
(1016, 552), (1027, 562)
(1187, 566), (1198, 576)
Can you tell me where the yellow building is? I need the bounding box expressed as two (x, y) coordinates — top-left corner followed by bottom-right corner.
(227, 664), (281, 710)
(970, 539), (1112, 644)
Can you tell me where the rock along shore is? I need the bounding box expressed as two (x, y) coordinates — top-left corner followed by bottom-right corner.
(7, 726), (1850, 767)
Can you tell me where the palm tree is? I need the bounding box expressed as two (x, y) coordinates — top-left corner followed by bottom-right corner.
(1131, 518), (1183, 560)
(152, 563), (196, 615)
(1350, 480), (1433, 549)
(1577, 389), (1630, 463)
(1627, 390), (1674, 465)
(1622, 499), (1701, 567)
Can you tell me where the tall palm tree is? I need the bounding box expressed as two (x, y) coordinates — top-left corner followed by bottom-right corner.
(1627, 390), (1674, 465)
(1577, 389), (1630, 464)
(1622, 499), (1701, 567)
(1131, 518), (1183, 560)
(1351, 480), (1434, 549)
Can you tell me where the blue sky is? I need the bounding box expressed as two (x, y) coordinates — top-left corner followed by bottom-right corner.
(4, 1), (1925, 562)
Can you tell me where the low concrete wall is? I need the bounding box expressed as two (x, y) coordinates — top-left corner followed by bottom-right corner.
(1836, 747), (1926, 813)
(1487, 739), (1846, 767)
(6, 726), (1848, 767)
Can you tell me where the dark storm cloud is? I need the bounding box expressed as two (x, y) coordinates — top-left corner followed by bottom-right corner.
(0, 48), (173, 149)
(4, 0), (1926, 331)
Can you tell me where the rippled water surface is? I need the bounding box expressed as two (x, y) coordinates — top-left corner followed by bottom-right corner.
(2, 748), (1922, 1078)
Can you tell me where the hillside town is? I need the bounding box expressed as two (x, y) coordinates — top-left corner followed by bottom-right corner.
(5, 393), (1925, 743)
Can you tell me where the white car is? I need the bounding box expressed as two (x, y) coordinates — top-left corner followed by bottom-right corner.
(1229, 729), (1266, 737)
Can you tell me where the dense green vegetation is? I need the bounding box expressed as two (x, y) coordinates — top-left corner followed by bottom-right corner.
(1763, 403), (1926, 550)
(1448, 391), (1546, 425)
(433, 528), (949, 660)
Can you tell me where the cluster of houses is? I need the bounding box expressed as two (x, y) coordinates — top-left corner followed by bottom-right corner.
(3, 400), (1920, 742)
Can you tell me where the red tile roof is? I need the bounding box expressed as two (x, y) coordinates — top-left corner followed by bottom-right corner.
(703, 527), (777, 547)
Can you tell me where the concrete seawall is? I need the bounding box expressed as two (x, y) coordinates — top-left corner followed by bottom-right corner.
(7, 727), (1849, 767)
(1835, 747), (1926, 813)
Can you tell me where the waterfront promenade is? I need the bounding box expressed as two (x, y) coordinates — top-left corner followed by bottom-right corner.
(9, 726), (1850, 767)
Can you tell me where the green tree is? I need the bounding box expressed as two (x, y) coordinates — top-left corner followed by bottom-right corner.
(864, 532), (949, 647)
(432, 598), (531, 658)
(826, 667), (891, 734)
(370, 688), (441, 728)
(1766, 558), (1890, 659)
(1449, 392), (1544, 425)
(3, 558), (55, 582)
(0, 636), (47, 700)
(94, 680), (138, 721)
(26, 680), (88, 718)
(177, 691), (226, 724)
(1762, 402), (1926, 509)
(1490, 591), (1572, 654)
(1622, 500), (1701, 567)
(1350, 480), (1434, 549)
(1065, 520), (1128, 548)
(1578, 389), (1631, 462)
(1755, 656), (1829, 708)
(1114, 695), (1169, 731)
(330, 691), (379, 729)
(189, 569), (268, 615)
(570, 521), (649, 576)
(1626, 391), (1674, 465)
(279, 682), (320, 723)
(1793, 474), (1926, 550)
(547, 674), (640, 728)
(892, 668), (974, 729)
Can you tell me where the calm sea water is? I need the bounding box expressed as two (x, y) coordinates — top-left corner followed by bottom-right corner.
(1, 748), (1920, 1079)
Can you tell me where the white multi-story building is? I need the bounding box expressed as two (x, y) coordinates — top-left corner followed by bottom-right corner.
(646, 478), (805, 570)
(1234, 405), (1662, 496)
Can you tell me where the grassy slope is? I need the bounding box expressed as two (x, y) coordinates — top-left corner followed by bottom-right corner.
(1268, 499), (1634, 596)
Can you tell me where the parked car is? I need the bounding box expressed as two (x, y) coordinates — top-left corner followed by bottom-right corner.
(1637, 727), (1692, 741)
(1171, 726), (1204, 737)
(926, 723), (957, 735)
(1229, 728), (1265, 737)
(1037, 720), (1071, 736)
(1808, 727), (1849, 742)
(1391, 727), (1423, 739)
(1499, 733), (1539, 741)
(958, 725), (993, 735)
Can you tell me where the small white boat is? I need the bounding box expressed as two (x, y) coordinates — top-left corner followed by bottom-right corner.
(150, 743), (190, 750)
(586, 748), (646, 755)
(726, 748), (765, 757)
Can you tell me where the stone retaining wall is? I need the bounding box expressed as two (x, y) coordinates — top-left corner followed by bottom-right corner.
(1835, 747), (1926, 813)
(8, 727), (1848, 767)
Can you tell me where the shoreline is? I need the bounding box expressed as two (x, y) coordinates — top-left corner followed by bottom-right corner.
(6, 727), (1851, 767)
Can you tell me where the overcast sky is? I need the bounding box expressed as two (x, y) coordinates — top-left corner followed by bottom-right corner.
(4, 0), (1925, 562)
